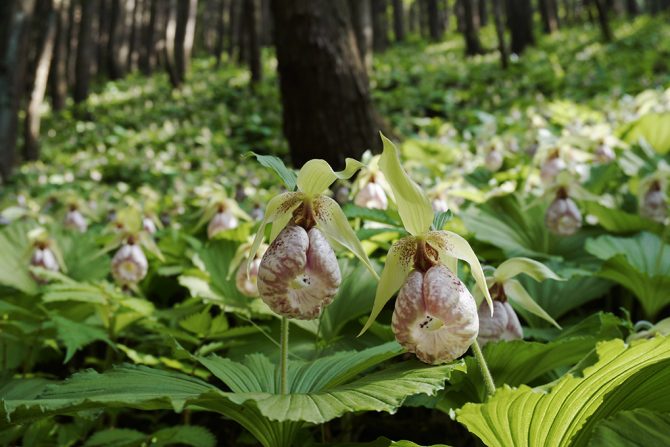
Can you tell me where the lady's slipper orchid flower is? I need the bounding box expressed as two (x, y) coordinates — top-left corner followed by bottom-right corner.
(640, 180), (667, 223)
(546, 187), (582, 236)
(246, 158), (377, 320)
(361, 135), (493, 365)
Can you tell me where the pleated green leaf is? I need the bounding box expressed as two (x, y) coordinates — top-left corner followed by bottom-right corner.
(587, 409), (670, 447)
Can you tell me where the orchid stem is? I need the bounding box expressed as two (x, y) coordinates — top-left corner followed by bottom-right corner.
(472, 339), (496, 397)
(280, 316), (290, 395)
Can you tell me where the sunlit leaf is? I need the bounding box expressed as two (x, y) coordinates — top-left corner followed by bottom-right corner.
(504, 279), (561, 329)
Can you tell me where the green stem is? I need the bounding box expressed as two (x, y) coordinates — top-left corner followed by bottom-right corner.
(280, 317), (290, 395)
(472, 339), (496, 397)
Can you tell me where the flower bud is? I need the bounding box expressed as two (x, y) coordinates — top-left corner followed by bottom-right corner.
(594, 143), (615, 163)
(64, 209), (87, 233)
(236, 256), (261, 297)
(545, 193), (581, 236)
(640, 182), (667, 223)
(540, 156), (566, 185)
(207, 209), (238, 238)
(111, 243), (148, 285)
(392, 265), (478, 365)
(143, 217), (157, 234)
(477, 300), (522, 347)
(354, 182), (388, 210)
(257, 224), (341, 320)
(30, 246), (59, 283)
(485, 150), (504, 172)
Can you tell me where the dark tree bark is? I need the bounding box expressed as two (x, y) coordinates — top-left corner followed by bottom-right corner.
(479, 0), (489, 25)
(243, 0), (262, 83)
(107, 0), (125, 78)
(139, 0), (158, 74)
(236, 0), (248, 63)
(166, 0), (198, 87)
(454, 0), (465, 32)
(539, 0), (559, 33)
(440, 0), (450, 32)
(349, 0), (373, 71)
(74, 0), (96, 103)
(65, 0), (79, 88)
(0, 0), (36, 182)
(427, 0), (442, 40)
(506, 0), (535, 54)
(271, 0), (381, 169)
(463, 0), (483, 55)
(97, 0), (110, 75)
(127, 0), (143, 71)
(492, 0), (508, 68)
(408, 0), (419, 34)
(593, 0), (612, 42)
(626, 0), (639, 16)
(214, 0), (228, 66)
(259, 0), (273, 45)
(24, 0), (58, 161)
(372, 0), (389, 52)
(49, 0), (70, 111)
(392, 0), (405, 41)
(226, 0), (241, 60)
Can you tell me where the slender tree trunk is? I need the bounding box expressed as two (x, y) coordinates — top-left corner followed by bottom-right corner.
(65, 0), (79, 88)
(539, 0), (559, 32)
(349, 0), (373, 71)
(271, 0), (381, 169)
(49, 0), (70, 111)
(236, 0), (248, 63)
(74, 0), (96, 103)
(24, 0), (59, 161)
(0, 0), (36, 182)
(493, 0), (508, 68)
(626, 0), (638, 15)
(440, 0), (450, 32)
(259, 0), (273, 45)
(243, 0), (261, 83)
(463, 0), (483, 55)
(408, 0), (419, 33)
(392, 0), (405, 41)
(214, 0), (228, 66)
(454, 0), (465, 32)
(127, 0), (142, 71)
(479, 0), (489, 25)
(593, 0), (612, 42)
(427, 0), (442, 40)
(107, 0), (124, 78)
(506, 0), (535, 54)
(97, 0), (110, 75)
(166, 0), (198, 87)
(372, 0), (389, 52)
(139, 0), (157, 74)
(226, 0), (240, 59)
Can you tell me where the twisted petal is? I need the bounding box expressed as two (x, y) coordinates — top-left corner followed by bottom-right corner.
(360, 236), (416, 334)
(504, 278), (561, 329)
(312, 195), (378, 279)
(257, 225), (341, 319)
(246, 192), (303, 277)
(392, 265), (478, 364)
(425, 230), (493, 315)
(494, 257), (563, 283)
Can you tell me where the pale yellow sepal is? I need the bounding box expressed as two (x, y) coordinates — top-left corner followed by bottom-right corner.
(296, 158), (365, 195)
(360, 236), (416, 335)
(378, 133), (434, 236)
(504, 279), (561, 329)
(494, 257), (563, 283)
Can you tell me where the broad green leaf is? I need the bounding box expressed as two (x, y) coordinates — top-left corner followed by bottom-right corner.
(586, 232), (670, 318)
(588, 409), (670, 447)
(0, 222), (38, 295)
(620, 112), (670, 154)
(246, 192), (303, 275)
(504, 279), (561, 329)
(432, 210), (453, 230)
(342, 203), (402, 227)
(245, 152), (297, 191)
(457, 336), (670, 447)
(51, 315), (113, 363)
(84, 429), (146, 447)
(312, 195), (378, 279)
(323, 438), (451, 447)
(150, 426), (217, 447)
(361, 236), (416, 334)
(425, 231), (492, 314)
(378, 134), (433, 236)
(585, 202), (663, 234)
(494, 258), (563, 283)
(296, 158), (364, 195)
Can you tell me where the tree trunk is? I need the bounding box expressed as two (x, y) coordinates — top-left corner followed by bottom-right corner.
(372, 0), (389, 52)
(97, 0), (110, 75)
(427, 0), (442, 40)
(226, 0), (241, 60)
(349, 0), (373, 71)
(492, 0), (508, 68)
(139, 0), (157, 74)
(74, 0), (96, 103)
(0, 0), (36, 182)
(260, 0), (273, 45)
(626, 0), (638, 15)
(24, 0), (59, 161)
(49, 0), (70, 111)
(593, 0), (612, 42)
(271, 0), (381, 169)
(127, 0), (142, 71)
(539, 0), (559, 33)
(479, 0), (489, 25)
(65, 0), (79, 88)
(506, 0), (535, 54)
(107, 0), (125, 78)
(454, 0), (465, 32)
(243, 0), (261, 83)
(214, 0), (228, 66)
(463, 0), (483, 55)
(392, 0), (405, 41)
(408, 0), (419, 33)
(236, 0), (248, 63)
(440, 0), (450, 32)
(166, 0), (198, 87)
